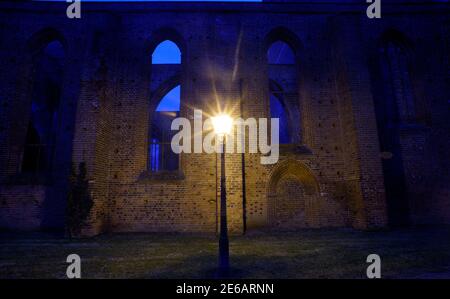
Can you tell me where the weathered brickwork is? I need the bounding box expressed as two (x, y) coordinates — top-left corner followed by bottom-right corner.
(0, 185), (46, 230)
(0, 1), (448, 235)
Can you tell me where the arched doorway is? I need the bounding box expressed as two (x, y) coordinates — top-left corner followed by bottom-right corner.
(267, 160), (319, 229)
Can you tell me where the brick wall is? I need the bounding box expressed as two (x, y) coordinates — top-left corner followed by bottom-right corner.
(0, 1), (448, 235)
(0, 185), (46, 230)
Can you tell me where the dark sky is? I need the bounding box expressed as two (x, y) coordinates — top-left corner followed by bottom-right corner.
(39, 0), (261, 2)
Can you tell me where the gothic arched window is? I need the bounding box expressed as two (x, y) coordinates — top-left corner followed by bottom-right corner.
(371, 30), (416, 226)
(267, 38), (300, 144)
(149, 85), (180, 172)
(380, 42), (416, 123)
(148, 37), (183, 172)
(22, 40), (65, 173)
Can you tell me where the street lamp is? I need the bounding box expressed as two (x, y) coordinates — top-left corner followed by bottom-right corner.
(211, 114), (233, 277)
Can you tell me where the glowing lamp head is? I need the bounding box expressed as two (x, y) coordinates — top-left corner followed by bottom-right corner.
(212, 114), (233, 136)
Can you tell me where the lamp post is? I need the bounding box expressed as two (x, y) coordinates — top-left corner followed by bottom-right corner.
(212, 114), (233, 277)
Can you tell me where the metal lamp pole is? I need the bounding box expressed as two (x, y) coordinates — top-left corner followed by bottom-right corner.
(218, 135), (229, 276)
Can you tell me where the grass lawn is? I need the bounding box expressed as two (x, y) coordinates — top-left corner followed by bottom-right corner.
(1, 227), (450, 279)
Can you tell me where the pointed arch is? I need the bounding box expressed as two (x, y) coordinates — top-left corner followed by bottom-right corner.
(368, 28), (416, 226)
(267, 159), (319, 196)
(266, 159), (320, 228)
(146, 28), (186, 173)
(21, 30), (66, 174)
(146, 27), (186, 64)
(378, 28), (417, 123)
(265, 28), (304, 145)
(27, 27), (67, 58)
(264, 26), (304, 63)
(378, 28), (414, 58)
(152, 40), (181, 64)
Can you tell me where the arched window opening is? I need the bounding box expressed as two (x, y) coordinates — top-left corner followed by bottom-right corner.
(370, 33), (415, 227)
(381, 42), (416, 123)
(267, 41), (295, 65)
(270, 93), (291, 144)
(151, 40), (181, 64)
(267, 38), (299, 145)
(22, 40), (65, 174)
(149, 85), (180, 172)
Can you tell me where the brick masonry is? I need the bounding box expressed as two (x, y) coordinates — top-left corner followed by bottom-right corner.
(0, 1), (448, 235)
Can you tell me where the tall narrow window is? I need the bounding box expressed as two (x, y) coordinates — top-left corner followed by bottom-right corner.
(22, 41), (65, 173)
(267, 39), (299, 144)
(149, 86), (180, 172)
(382, 42), (416, 122)
(371, 33), (415, 226)
(149, 37), (182, 172)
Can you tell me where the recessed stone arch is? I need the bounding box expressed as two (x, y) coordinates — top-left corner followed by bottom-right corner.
(267, 159), (320, 228)
(268, 159), (319, 196)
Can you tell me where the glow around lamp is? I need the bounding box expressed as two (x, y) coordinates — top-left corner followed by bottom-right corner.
(212, 114), (233, 136)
